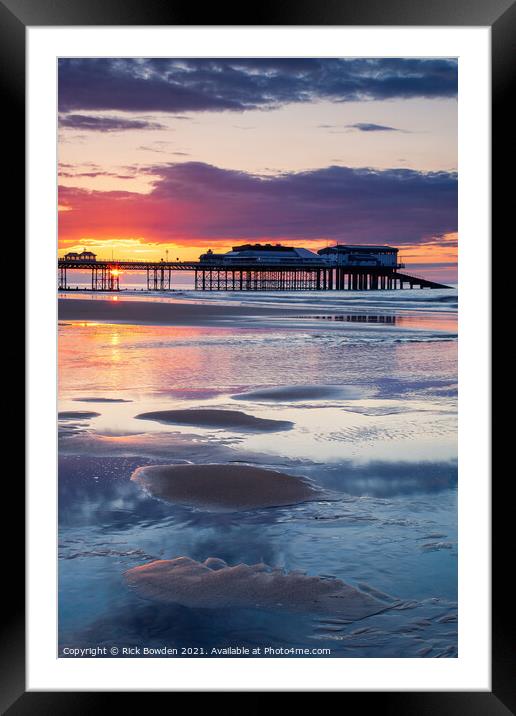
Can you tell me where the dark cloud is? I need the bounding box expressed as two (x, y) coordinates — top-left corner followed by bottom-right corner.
(59, 161), (457, 247)
(59, 113), (166, 132)
(319, 122), (407, 133)
(346, 123), (405, 132)
(58, 58), (458, 114)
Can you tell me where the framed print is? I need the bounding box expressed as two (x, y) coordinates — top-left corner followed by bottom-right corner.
(5, 0), (507, 707)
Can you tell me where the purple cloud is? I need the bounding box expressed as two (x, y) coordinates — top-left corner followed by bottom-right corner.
(59, 114), (166, 132)
(58, 58), (458, 114)
(149, 162), (458, 243)
(60, 161), (457, 247)
(346, 123), (406, 132)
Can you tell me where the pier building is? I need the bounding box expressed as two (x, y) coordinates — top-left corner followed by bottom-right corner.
(318, 244), (402, 268)
(201, 243), (322, 265)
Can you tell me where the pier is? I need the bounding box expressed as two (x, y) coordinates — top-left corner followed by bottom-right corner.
(58, 244), (450, 292)
(58, 258), (195, 292)
(58, 258), (449, 292)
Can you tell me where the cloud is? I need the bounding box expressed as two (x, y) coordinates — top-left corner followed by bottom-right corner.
(58, 161), (457, 249)
(58, 58), (458, 114)
(59, 170), (136, 179)
(59, 113), (166, 132)
(346, 123), (405, 132)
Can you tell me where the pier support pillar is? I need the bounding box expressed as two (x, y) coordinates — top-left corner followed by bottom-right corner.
(59, 266), (67, 290)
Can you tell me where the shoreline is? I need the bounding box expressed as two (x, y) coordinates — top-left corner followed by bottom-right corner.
(58, 297), (352, 326)
(58, 296), (458, 333)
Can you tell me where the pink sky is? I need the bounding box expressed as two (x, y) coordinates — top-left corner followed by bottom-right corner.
(58, 58), (458, 280)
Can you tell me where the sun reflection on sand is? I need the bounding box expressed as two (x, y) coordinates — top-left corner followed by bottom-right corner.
(59, 322), (231, 396)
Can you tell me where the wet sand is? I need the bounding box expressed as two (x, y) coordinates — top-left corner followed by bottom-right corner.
(57, 429), (297, 469)
(125, 556), (385, 619)
(135, 408), (293, 432)
(131, 463), (321, 511)
(58, 291), (458, 657)
(59, 298), (311, 326)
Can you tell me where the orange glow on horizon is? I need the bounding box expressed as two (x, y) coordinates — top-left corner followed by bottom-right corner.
(57, 234), (457, 271)
(398, 234), (457, 266)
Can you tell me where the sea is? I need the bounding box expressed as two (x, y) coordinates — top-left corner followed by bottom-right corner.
(58, 285), (458, 658)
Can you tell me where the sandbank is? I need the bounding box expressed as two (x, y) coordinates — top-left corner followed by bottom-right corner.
(135, 408), (292, 432)
(125, 556), (384, 619)
(232, 384), (369, 402)
(58, 411), (100, 420)
(131, 463), (321, 511)
(73, 397), (132, 403)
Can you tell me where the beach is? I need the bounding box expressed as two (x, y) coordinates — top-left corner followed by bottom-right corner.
(58, 288), (457, 658)
(58, 296), (310, 325)
(59, 291), (458, 326)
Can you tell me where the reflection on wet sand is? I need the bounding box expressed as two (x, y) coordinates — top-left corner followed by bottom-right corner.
(58, 291), (457, 657)
(305, 312), (457, 333)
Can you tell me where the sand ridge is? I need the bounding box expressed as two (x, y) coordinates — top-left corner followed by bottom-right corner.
(73, 397), (132, 403)
(125, 556), (384, 619)
(135, 408), (293, 432)
(232, 384), (370, 402)
(131, 463), (322, 511)
(58, 411), (101, 420)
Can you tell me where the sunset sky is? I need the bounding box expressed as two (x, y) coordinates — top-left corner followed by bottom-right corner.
(58, 58), (458, 280)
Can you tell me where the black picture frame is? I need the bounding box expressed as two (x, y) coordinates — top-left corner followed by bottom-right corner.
(5, 0), (505, 708)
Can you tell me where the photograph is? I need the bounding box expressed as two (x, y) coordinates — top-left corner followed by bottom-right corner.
(57, 56), (459, 660)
